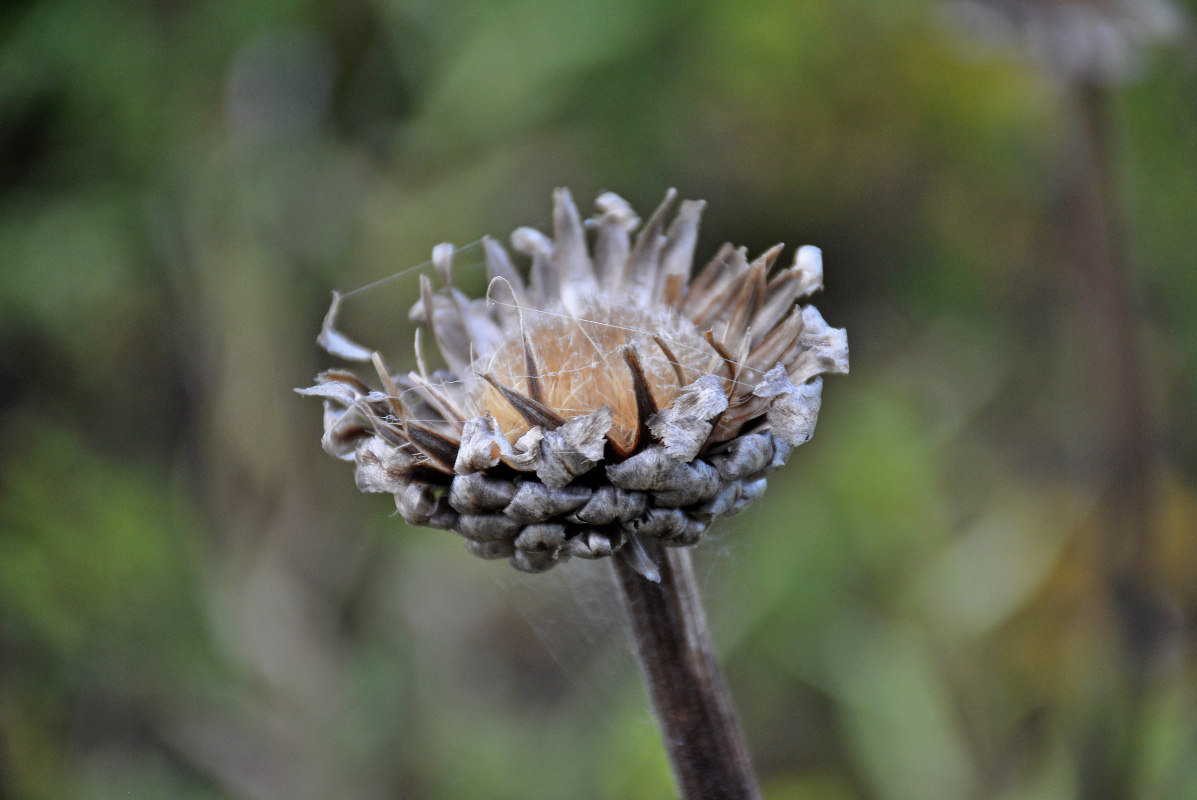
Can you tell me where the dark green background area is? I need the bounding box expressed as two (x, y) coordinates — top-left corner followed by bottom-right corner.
(2, 1), (1196, 798)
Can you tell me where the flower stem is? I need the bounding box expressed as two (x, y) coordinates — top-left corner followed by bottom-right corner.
(1066, 79), (1166, 800)
(613, 539), (762, 800)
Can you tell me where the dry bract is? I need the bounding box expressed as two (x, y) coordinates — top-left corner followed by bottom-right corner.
(299, 189), (848, 578)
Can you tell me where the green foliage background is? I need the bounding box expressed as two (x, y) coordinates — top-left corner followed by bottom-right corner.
(2, 1), (1196, 798)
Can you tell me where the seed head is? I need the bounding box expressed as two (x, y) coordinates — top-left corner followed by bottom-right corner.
(299, 189), (848, 578)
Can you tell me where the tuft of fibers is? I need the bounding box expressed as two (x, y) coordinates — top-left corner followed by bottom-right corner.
(479, 298), (715, 452)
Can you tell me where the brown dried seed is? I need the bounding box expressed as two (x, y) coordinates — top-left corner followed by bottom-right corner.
(521, 330), (545, 404)
(404, 422), (460, 473)
(622, 346), (658, 449)
(481, 373), (567, 431)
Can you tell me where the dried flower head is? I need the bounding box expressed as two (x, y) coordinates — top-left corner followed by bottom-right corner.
(299, 189), (848, 578)
(949, 0), (1186, 85)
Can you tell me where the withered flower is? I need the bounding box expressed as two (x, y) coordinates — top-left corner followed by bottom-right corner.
(299, 189), (848, 579)
(949, 0), (1185, 85)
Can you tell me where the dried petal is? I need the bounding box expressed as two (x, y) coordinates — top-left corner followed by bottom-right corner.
(694, 481), (742, 519)
(709, 433), (774, 481)
(456, 513), (522, 541)
(564, 529), (623, 560)
(647, 374), (729, 461)
(728, 478), (768, 515)
(753, 365), (825, 447)
(484, 236), (527, 305)
(606, 446), (716, 493)
(503, 481), (592, 524)
(793, 246), (824, 297)
(624, 508), (688, 540)
(752, 364), (797, 399)
(650, 459), (723, 508)
(620, 189), (676, 296)
(465, 539), (514, 560)
(514, 523), (568, 552)
(590, 192), (639, 290)
(767, 378), (823, 447)
(655, 199), (705, 304)
(511, 226), (557, 304)
(606, 447), (690, 491)
(511, 548), (558, 574)
(788, 306), (850, 383)
(552, 187), (598, 313)
(425, 497), (459, 530)
(448, 472), (518, 513)
(394, 482), (438, 525)
(317, 291), (374, 362)
(454, 416), (506, 473)
(503, 406), (612, 488)
(568, 485), (648, 526)
(354, 437), (415, 494)
(621, 533), (662, 582)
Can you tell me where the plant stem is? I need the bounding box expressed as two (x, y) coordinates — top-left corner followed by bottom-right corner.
(1066, 79), (1168, 800)
(613, 539), (762, 800)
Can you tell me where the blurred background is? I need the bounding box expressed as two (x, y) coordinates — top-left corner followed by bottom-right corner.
(2, 0), (1196, 798)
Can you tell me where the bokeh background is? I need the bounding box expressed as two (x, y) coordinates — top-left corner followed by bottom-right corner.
(3, 0), (1197, 798)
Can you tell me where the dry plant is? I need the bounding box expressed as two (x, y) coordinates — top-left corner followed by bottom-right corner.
(300, 189), (848, 798)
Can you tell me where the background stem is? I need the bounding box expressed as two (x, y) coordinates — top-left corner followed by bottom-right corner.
(1066, 79), (1171, 800)
(613, 540), (762, 800)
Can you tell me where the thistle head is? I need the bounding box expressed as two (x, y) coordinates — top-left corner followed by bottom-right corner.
(299, 189), (848, 578)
